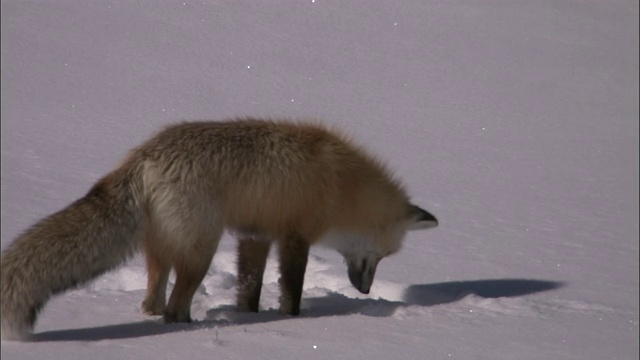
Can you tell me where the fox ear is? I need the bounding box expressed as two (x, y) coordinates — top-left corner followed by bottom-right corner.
(406, 204), (438, 230)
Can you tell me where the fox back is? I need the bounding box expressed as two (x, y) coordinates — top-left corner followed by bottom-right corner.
(135, 119), (411, 242)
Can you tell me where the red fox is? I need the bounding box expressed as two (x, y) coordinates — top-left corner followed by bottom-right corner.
(0, 119), (438, 340)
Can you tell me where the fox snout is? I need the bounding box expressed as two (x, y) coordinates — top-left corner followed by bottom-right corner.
(347, 257), (380, 294)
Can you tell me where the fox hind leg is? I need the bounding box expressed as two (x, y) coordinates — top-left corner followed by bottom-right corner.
(141, 242), (171, 316)
(145, 186), (223, 323)
(163, 237), (219, 323)
(236, 238), (271, 312)
(277, 233), (310, 316)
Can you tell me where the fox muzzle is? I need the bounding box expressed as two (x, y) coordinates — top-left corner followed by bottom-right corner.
(347, 257), (380, 294)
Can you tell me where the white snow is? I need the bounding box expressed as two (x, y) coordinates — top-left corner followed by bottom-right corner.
(1, 1), (638, 359)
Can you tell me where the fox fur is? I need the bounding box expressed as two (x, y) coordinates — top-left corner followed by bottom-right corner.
(0, 119), (438, 340)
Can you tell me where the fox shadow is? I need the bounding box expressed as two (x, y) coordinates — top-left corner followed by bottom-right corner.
(32, 278), (563, 342)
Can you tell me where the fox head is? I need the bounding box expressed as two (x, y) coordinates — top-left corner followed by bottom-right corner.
(332, 204), (438, 294)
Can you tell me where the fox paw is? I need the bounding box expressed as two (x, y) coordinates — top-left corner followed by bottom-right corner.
(237, 298), (260, 313)
(163, 311), (192, 324)
(141, 300), (166, 316)
(279, 295), (301, 316)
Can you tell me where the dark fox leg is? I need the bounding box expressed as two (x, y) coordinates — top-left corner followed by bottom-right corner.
(236, 238), (271, 312)
(277, 234), (310, 315)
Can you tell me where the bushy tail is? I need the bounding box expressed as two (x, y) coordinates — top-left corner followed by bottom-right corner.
(1, 166), (144, 340)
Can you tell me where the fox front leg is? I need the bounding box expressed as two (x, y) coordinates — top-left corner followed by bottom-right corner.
(236, 238), (271, 312)
(277, 234), (310, 315)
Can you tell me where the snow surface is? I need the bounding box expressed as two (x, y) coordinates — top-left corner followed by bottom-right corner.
(1, 1), (638, 359)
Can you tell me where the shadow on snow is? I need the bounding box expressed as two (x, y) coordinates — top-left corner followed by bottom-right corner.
(32, 278), (563, 342)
